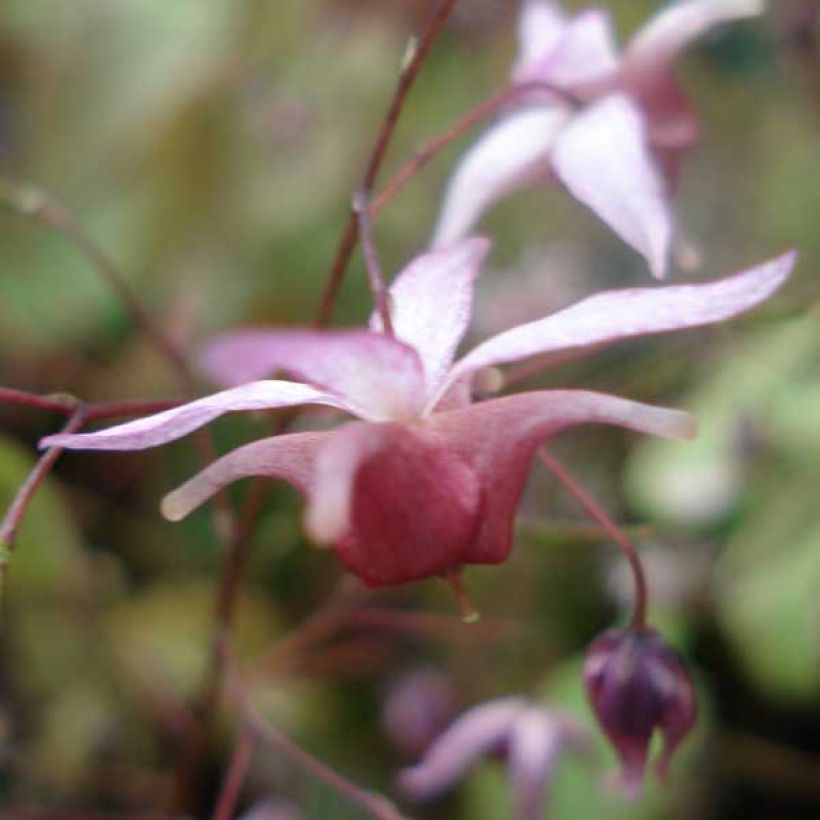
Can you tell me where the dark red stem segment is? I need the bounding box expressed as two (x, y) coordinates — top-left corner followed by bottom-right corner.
(212, 727), (253, 820)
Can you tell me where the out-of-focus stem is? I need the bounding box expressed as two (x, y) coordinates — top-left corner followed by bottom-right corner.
(212, 727), (253, 820)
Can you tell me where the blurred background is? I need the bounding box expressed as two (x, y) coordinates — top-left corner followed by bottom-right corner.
(0, 0), (819, 817)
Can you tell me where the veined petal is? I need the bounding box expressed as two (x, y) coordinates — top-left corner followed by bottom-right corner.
(40, 381), (355, 451)
(160, 431), (327, 521)
(431, 107), (571, 248)
(200, 329), (426, 421)
(437, 251), (796, 401)
(431, 391), (695, 565)
(514, 9), (620, 93)
(399, 698), (526, 801)
(624, 0), (765, 80)
(508, 708), (563, 820)
(551, 94), (672, 278)
(516, 0), (569, 72)
(371, 238), (490, 398)
(307, 422), (482, 587)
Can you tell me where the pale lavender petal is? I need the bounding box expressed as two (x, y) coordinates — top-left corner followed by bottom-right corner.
(398, 698), (526, 801)
(515, 0), (569, 72)
(161, 431), (327, 521)
(624, 0), (765, 80)
(431, 107), (571, 248)
(200, 329), (426, 421)
(514, 9), (620, 93)
(508, 708), (563, 820)
(551, 94), (672, 278)
(371, 238), (490, 397)
(40, 381), (354, 451)
(436, 251), (795, 402)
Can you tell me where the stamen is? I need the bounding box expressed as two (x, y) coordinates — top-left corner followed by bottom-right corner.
(442, 568), (480, 624)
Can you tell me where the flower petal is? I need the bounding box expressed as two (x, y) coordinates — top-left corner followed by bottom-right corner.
(508, 708), (563, 820)
(516, 0), (569, 72)
(551, 94), (672, 278)
(371, 238), (490, 397)
(439, 251), (795, 402)
(430, 106), (571, 248)
(40, 381), (354, 451)
(431, 390), (695, 565)
(160, 431), (327, 521)
(307, 422), (482, 587)
(514, 9), (620, 93)
(398, 698), (526, 801)
(200, 329), (426, 421)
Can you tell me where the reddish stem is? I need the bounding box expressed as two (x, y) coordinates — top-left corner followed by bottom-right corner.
(537, 447), (648, 628)
(353, 189), (394, 335)
(212, 727), (253, 820)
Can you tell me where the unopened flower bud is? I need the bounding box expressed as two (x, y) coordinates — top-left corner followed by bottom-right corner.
(583, 627), (696, 797)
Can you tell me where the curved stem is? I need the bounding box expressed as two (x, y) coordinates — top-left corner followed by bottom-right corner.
(353, 189), (394, 335)
(537, 447), (647, 628)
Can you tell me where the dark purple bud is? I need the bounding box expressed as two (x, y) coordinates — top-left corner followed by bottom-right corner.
(583, 627), (696, 797)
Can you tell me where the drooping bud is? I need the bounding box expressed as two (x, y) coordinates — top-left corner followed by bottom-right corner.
(583, 627), (696, 797)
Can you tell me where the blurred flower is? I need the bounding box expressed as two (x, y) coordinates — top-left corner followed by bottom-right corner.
(584, 626), (697, 797)
(382, 667), (458, 758)
(398, 696), (590, 820)
(432, 0), (765, 277)
(239, 797), (303, 820)
(42, 241), (793, 587)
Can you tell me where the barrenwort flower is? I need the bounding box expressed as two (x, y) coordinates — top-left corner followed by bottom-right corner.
(41, 239), (794, 588)
(432, 0), (765, 277)
(584, 626), (697, 797)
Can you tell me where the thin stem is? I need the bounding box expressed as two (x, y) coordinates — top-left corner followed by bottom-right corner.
(212, 727), (253, 820)
(0, 405), (87, 583)
(314, 0), (458, 328)
(353, 189), (394, 335)
(243, 701), (405, 820)
(537, 447), (647, 628)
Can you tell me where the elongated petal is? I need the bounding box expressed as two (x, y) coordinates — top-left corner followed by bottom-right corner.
(371, 238), (490, 397)
(514, 9), (620, 92)
(439, 251), (795, 403)
(200, 329), (426, 421)
(307, 422), (482, 587)
(160, 431), (327, 521)
(508, 709), (563, 820)
(40, 381), (354, 451)
(431, 391), (694, 565)
(552, 94), (671, 278)
(399, 698), (525, 801)
(431, 107), (571, 248)
(516, 0), (568, 71)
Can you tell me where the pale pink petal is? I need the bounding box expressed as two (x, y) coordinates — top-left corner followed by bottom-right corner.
(39, 381), (355, 451)
(398, 698), (525, 801)
(431, 107), (571, 248)
(551, 94), (672, 278)
(516, 0), (569, 71)
(371, 238), (490, 397)
(508, 708), (563, 820)
(200, 329), (426, 421)
(514, 9), (620, 93)
(436, 251), (795, 402)
(307, 422), (481, 587)
(160, 431), (327, 521)
(432, 391), (695, 565)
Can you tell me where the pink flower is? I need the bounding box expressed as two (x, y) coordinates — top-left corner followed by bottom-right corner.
(584, 627), (697, 797)
(432, 0), (765, 277)
(397, 696), (591, 820)
(41, 239), (794, 588)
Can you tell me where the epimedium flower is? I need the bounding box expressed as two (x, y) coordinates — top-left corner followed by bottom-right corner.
(431, 0), (765, 277)
(41, 239), (795, 588)
(397, 696), (591, 820)
(584, 627), (697, 797)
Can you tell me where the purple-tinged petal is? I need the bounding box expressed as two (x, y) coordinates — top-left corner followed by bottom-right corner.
(514, 9), (620, 93)
(431, 391), (694, 565)
(507, 707), (563, 820)
(398, 698), (525, 801)
(370, 238), (491, 397)
(200, 329), (426, 421)
(40, 382), (355, 452)
(160, 431), (327, 521)
(307, 422), (482, 587)
(431, 107), (571, 248)
(438, 251), (795, 403)
(516, 0), (569, 72)
(551, 94), (672, 278)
